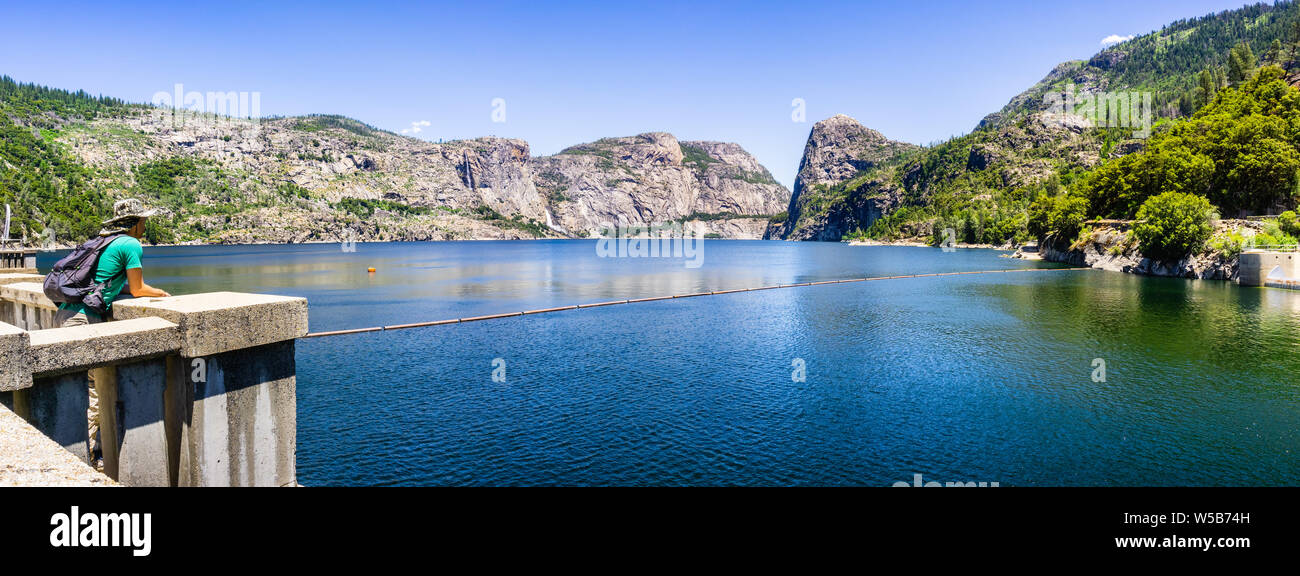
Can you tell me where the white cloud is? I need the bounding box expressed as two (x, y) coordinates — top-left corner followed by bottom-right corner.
(1100, 34), (1134, 47)
(400, 120), (431, 135)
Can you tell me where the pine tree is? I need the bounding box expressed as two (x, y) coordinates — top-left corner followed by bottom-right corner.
(1290, 20), (1300, 62)
(1198, 69), (1218, 108)
(1228, 42), (1257, 84)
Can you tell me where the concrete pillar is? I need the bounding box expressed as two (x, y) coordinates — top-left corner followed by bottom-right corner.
(178, 341), (297, 487)
(2, 288), (308, 488)
(114, 293), (308, 487)
(24, 316), (183, 485)
(1241, 251), (1266, 286)
(95, 359), (172, 486)
(13, 373), (90, 463)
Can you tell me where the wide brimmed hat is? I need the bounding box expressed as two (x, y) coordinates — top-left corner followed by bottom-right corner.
(102, 198), (159, 226)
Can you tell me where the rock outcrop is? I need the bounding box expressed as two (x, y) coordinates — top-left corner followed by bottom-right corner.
(59, 112), (789, 243)
(766, 114), (917, 240)
(1026, 221), (1260, 281)
(533, 133), (788, 237)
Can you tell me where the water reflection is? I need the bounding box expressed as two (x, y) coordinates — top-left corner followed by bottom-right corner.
(40, 241), (1300, 486)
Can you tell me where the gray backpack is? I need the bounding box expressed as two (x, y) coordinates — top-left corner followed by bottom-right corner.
(42, 234), (126, 315)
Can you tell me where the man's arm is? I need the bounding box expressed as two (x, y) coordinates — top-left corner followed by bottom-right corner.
(126, 268), (170, 298)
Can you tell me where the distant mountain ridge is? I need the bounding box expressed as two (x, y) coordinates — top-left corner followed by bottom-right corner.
(0, 77), (789, 245)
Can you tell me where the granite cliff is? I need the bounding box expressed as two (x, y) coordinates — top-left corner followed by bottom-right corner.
(765, 114), (917, 241)
(5, 88), (789, 244)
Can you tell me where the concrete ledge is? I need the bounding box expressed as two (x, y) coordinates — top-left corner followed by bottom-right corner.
(0, 403), (115, 486)
(114, 292), (309, 357)
(0, 322), (31, 392)
(0, 282), (55, 309)
(26, 317), (180, 380)
(0, 273), (43, 285)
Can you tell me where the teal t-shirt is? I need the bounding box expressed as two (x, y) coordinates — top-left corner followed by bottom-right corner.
(59, 236), (143, 317)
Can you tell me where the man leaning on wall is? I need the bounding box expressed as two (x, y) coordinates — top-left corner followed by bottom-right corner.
(53, 199), (171, 469)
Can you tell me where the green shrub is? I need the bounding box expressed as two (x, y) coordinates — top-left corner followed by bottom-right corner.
(1207, 230), (1249, 258)
(679, 143), (719, 173)
(1133, 192), (1217, 260)
(143, 216), (177, 245)
(1028, 194), (1088, 241)
(1069, 226), (1095, 251)
(1026, 197), (1051, 238)
(335, 197), (431, 219)
(132, 157), (202, 209)
(1050, 196), (1089, 240)
(1278, 211), (1300, 236)
(1253, 221), (1299, 248)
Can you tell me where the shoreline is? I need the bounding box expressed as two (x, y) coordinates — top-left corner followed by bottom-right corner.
(20, 237), (981, 250)
(846, 239), (1016, 251)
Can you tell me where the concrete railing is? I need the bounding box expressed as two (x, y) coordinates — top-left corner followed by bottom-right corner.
(0, 273), (308, 487)
(0, 250), (37, 274)
(0, 274), (58, 330)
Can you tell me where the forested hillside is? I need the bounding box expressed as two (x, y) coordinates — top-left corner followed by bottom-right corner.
(1031, 65), (1300, 260)
(783, 1), (1300, 253)
(0, 75), (126, 241)
(994, 1), (1300, 122)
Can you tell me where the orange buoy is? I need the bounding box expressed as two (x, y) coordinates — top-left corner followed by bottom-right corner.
(367, 267), (376, 273)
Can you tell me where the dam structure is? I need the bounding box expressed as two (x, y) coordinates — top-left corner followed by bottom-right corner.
(0, 248), (35, 274)
(1239, 248), (1300, 290)
(0, 267), (306, 487)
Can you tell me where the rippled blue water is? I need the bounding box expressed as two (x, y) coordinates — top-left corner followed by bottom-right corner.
(38, 240), (1300, 486)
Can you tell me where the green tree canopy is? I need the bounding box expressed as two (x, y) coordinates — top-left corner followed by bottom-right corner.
(1133, 192), (1218, 260)
(1084, 65), (1300, 218)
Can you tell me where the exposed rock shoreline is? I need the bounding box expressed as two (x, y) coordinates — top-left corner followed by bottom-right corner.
(846, 239), (1015, 250)
(1011, 220), (1264, 281)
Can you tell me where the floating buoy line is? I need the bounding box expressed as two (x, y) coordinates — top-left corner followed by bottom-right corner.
(301, 266), (1095, 339)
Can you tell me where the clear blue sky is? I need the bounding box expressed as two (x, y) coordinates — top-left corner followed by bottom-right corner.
(0, 0), (1260, 188)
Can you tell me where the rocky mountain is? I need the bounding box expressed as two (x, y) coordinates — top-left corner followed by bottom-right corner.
(767, 108), (1118, 243)
(765, 114), (917, 241)
(770, 2), (1300, 245)
(533, 132), (787, 238)
(1, 82), (789, 245)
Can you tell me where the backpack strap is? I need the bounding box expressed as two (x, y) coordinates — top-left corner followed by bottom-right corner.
(81, 235), (130, 316)
(103, 234), (130, 283)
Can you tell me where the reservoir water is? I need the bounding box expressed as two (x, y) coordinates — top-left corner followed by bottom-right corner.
(38, 240), (1300, 486)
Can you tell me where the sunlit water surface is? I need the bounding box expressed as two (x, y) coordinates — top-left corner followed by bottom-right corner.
(41, 241), (1300, 486)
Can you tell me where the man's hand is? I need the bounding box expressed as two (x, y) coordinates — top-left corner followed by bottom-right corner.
(126, 268), (170, 298)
